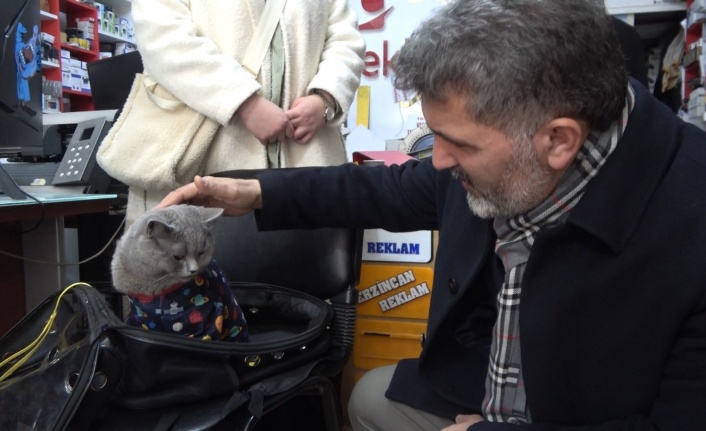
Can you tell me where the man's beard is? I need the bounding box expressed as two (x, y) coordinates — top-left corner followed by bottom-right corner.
(452, 138), (554, 219)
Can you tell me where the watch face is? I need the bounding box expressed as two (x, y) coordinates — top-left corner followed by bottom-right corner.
(325, 106), (335, 121)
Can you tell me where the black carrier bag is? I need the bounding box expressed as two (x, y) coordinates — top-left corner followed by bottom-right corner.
(0, 283), (334, 430)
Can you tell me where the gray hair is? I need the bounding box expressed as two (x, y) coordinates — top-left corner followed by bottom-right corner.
(392, 0), (627, 137)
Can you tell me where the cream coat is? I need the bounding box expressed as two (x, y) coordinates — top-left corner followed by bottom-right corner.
(131, 0), (365, 172)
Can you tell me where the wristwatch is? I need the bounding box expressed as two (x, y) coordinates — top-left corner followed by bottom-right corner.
(311, 89), (335, 123)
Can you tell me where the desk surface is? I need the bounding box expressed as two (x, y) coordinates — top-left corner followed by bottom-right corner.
(0, 190), (116, 223)
(0, 192), (116, 206)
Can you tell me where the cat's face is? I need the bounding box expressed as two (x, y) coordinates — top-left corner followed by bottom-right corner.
(146, 216), (215, 283)
(112, 205), (224, 295)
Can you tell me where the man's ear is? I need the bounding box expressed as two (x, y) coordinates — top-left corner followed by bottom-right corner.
(534, 118), (588, 171)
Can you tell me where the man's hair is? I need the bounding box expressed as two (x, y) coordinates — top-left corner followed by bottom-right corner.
(392, 0), (628, 137)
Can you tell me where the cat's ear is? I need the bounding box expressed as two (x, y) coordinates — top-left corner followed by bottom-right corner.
(145, 219), (174, 239)
(199, 207), (224, 227)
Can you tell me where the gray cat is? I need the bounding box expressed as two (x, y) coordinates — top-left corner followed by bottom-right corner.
(111, 204), (249, 341)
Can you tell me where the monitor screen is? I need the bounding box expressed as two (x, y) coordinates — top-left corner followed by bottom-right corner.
(87, 50), (143, 114)
(0, 0), (43, 158)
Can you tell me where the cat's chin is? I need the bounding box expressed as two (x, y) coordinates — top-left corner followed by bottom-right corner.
(174, 271), (205, 285)
(141, 274), (198, 296)
(166, 274), (195, 286)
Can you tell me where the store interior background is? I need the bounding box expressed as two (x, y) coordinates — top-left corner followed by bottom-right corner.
(1, 0), (704, 429)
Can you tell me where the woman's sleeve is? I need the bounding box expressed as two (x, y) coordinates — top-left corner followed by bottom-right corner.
(131, 0), (260, 125)
(307, 0), (366, 121)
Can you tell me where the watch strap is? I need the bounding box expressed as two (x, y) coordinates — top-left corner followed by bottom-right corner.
(310, 89), (335, 122)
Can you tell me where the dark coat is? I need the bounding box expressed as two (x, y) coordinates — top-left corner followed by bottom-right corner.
(255, 81), (706, 430)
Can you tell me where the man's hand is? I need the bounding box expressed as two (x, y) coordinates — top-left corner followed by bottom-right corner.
(156, 175), (262, 217)
(440, 414), (485, 431)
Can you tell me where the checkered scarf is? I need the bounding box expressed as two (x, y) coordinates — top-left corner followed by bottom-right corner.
(481, 85), (635, 423)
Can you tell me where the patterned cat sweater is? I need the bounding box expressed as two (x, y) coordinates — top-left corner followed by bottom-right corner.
(125, 260), (249, 341)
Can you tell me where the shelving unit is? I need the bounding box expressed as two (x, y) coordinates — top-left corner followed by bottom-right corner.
(606, 1), (687, 42)
(606, 0), (688, 18)
(62, 0), (100, 111)
(40, 0), (134, 113)
(605, 0), (706, 125)
(40, 3), (62, 109)
(40, 0), (97, 112)
(683, 0), (704, 106)
(97, 0), (134, 45)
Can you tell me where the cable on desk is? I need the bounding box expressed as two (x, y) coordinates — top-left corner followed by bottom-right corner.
(0, 215), (125, 266)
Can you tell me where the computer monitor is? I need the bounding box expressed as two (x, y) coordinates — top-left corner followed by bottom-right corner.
(0, 0), (44, 159)
(87, 50), (143, 114)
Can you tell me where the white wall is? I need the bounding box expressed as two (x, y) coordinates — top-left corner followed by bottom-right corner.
(346, 0), (447, 140)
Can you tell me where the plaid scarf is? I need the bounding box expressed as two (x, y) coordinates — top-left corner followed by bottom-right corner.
(482, 85), (635, 423)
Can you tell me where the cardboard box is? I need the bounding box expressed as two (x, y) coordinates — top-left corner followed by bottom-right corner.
(95, 2), (105, 20)
(76, 20), (95, 40)
(114, 42), (137, 55)
(104, 10), (115, 28)
(61, 65), (72, 89)
(81, 70), (91, 93)
(118, 17), (129, 38)
(70, 67), (83, 91)
(40, 32), (54, 44)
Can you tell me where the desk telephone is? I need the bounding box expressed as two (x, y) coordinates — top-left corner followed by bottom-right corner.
(0, 116), (113, 199)
(51, 116), (111, 191)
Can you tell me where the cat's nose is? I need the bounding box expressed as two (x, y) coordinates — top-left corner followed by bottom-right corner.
(186, 258), (199, 274)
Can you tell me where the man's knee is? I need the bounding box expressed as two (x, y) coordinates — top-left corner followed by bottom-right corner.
(348, 364), (396, 430)
(348, 364), (454, 431)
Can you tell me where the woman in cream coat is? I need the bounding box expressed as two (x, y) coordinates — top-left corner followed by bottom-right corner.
(126, 0), (365, 223)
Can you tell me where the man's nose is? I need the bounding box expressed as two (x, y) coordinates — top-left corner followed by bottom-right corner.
(431, 139), (456, 171)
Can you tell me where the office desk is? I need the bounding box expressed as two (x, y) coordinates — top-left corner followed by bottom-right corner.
(0, 191), (116, 336)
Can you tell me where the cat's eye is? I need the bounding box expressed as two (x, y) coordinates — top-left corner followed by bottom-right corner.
(197, 251), (205, 256)
(173, 255), (185, 261)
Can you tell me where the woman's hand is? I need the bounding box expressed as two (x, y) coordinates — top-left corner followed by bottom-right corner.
(238, 94), (294, 144)
(285, 94), (328, 144)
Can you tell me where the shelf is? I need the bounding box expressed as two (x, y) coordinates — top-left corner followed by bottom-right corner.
(100, 0), (132, 8)
(61, 0), (98, 14)
(684, 45), (703, 67)
(61, 43), (97, 57)
(40, 10), (58, 21)
(42, 60), (61, 69)
(98, 30), (135, 44)
(42, 0), (128, 112)
(63, 89), (92, 97)
(607, 1), (687, 15)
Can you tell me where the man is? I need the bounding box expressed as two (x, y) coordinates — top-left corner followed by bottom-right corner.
(158, 0), (706, 429)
